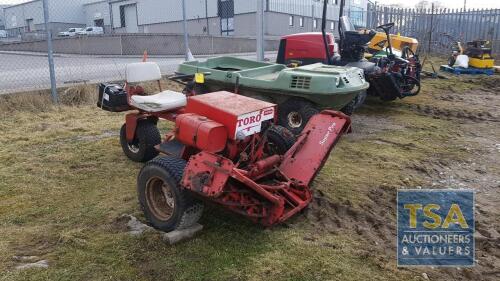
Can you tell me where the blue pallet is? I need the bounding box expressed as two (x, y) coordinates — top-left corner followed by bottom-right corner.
(440, 65), (494, 75)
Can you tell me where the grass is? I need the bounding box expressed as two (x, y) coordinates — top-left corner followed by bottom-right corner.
(0, 70), (497, 280)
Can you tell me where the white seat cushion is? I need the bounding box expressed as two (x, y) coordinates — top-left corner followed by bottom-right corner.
(130, 90), (187, 112)
(126, 62), (162, 83)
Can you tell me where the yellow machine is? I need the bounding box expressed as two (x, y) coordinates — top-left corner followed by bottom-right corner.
(465, 40), (495, 69)
(368, 32), (419, 54)
(450, 40), (495, 69)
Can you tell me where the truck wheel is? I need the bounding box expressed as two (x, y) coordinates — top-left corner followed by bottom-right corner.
(138, 156), (204, 232)
(120, 121), (161, 162)
(266, 125), (296, 155)
(278, 99), (319, 135)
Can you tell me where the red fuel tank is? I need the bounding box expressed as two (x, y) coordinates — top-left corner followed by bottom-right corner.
(175, 113), (228, 153)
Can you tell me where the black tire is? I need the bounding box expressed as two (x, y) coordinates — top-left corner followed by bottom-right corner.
(278, 99), (320, 135)
(340, 98), (357, 116)
(120, 121), (161, 163)
(266, 125), (296, 155)
(448, 56), (456, 67)
(137, 156), (204, 232)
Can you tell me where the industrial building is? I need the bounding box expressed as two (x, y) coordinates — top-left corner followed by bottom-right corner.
(2, 0), (368, 38)
(0, 5), (9, 30)
(103, 0), (367, 36)
(3, 0), (94, 36)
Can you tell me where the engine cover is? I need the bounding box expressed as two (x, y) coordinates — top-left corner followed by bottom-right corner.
(185, 91), (276, 140)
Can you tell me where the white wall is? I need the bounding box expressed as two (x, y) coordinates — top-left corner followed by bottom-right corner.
(4, 0), (43, 30)
(84, 1), (111, 27)
(48, 0), (94, 24)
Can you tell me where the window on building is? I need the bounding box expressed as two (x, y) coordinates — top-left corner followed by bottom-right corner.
(299, 17), (304, 27)
(330, 21), (335, 30)
(119, 6), (126, 27)
(289, 15), (294, 26)
(94, 19), (104, 27)
(218, 0), (235, 36)
(313, 19), (317, 29)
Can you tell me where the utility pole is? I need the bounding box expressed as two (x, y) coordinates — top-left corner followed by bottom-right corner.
(463, 0), (466, 10)
(205, 0), (210, 35)
(256, 0), (265, 61)
(182, 0), (191, 61)
(42, 0), (58, 104)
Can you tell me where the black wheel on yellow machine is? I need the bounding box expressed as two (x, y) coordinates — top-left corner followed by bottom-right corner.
(137, 156), (204, 232)
(448, 56), (456, 67)
(120, 120), (161, 162)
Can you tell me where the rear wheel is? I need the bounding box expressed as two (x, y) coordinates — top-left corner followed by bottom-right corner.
(120, 121), (161, 162)
(138, 156), (204, 232)
(278, 99), (320, 135)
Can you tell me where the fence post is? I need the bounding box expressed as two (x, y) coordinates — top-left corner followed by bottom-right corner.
(428, 3), (435, 55)
(42, 0), (58, 104)
(256, 0), (265, 61)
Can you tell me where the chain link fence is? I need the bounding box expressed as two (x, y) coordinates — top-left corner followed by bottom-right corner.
(0, 1), (498, 98)
(366, 4), (500, 56)
(0, 0), (276, 97)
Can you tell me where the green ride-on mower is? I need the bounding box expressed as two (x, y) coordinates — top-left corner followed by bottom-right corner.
(177, 57), (368, 135)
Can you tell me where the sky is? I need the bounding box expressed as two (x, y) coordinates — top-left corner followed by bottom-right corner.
(0, 0), (499, 9)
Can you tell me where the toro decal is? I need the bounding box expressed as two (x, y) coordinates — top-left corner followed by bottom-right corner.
(397, 189), (474, 266)
(235, 107), (275, 139)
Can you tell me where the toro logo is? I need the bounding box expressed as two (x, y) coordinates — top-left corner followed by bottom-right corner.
(235, 107), (275, 139)
(397, 189), (474, 266)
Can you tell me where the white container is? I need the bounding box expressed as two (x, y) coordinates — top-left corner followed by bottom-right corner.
(456, 55), (469, 68)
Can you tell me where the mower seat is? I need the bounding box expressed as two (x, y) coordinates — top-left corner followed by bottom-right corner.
(130, 90), (187, 112)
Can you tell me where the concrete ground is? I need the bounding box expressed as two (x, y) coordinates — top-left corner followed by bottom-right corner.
(0, 51), (277, 94)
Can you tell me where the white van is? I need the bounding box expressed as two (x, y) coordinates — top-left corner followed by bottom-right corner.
(58, 28), (84, 37)
(77, 26), (104, 36)
(0, 30), (7, 38)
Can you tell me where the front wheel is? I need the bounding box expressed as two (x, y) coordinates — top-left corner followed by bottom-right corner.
(278, 99), (320, 135)
(137, 157), (204, 232)
(120, 121), (161, 162)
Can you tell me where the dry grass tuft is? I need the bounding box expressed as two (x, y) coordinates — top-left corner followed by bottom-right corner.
(0, 90), (55, 112)
(59, 84), (98, 106)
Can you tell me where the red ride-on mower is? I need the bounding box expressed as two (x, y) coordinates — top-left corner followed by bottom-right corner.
(99, 61), (351, 230)
(137, 92), (351, 231)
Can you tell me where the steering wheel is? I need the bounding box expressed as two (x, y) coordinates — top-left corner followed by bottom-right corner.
(377, 23), (395, 31)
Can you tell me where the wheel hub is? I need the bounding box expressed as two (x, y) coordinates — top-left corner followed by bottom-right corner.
(128, 142), (140, 154)
(287, 111), (303, 128)
(145, 177), (175, 221)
